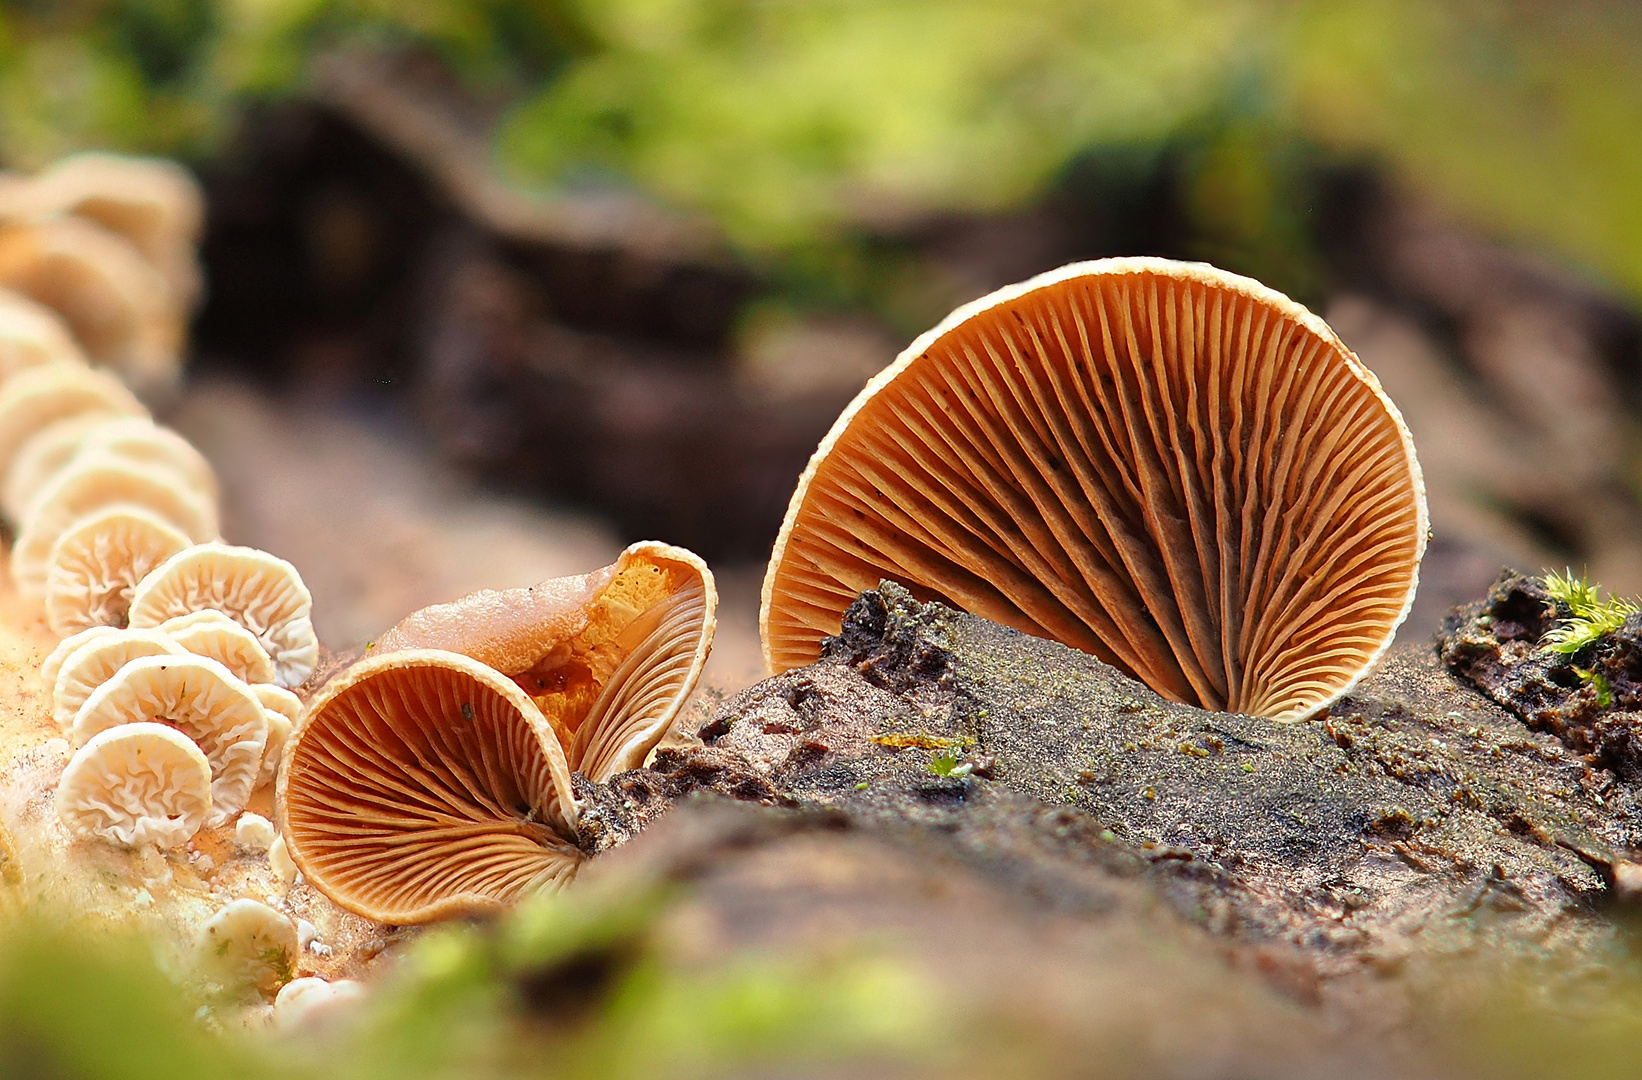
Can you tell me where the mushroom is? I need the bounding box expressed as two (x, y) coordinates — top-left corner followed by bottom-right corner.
(13, 153), (204, 312)
(40, 623), (120, 693)
(198, 899), (298, 993)
(11, 454), (219, 597)
(43, 504), (194, 636)
(50, 627), (186, 732)
(273, 977), (365, 1031)
(373, 540), (717, 780)
(4, 412), (121, 521)
(71, 416), (218, 504)
(268, 834), (298, 888)
(127, 543), (317, 689)
(0, 216), (181, 393)
(0, 362), (147, 502)
(0, 287), (86, 378)
(279, 649), (581, 923)
(760, 258), (1427, 722)
(247, 682), (301, 788)
(158, 609), (277, 685)
(55, 722), (212, 848)
(72, 653), (269, 826)
(234, 811), (277, 852)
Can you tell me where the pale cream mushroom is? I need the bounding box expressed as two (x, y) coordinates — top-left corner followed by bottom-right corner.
(273, 977), (365, 1030)
(17, 153), (204, 311)
(199, 899), (298, 993)
(280, 649), (581, 923)
(0, 362), (146, 503)
(268, 834), (298, 888)
(43, 505), (193, 636)
(11, 455), (219, 597)
(40, 623), (119, 693)
(128, 544), (317, 689)
(5, 412), (118, 521)
(248, 683), (300, 789)
(0, 287), (86, 379)
(376, 541), (717, 780)
(159, 609), (276, 685)
(51, 627), (185, 732)
(235, 812), (277, 852)
(56, 722), (212, 848)
(761, 258), (1427, 721)
(11, 415), (218, 518)
(73, 416), (217, 504)
(73, 653), (269, 827)
(0, 215), (181, 393)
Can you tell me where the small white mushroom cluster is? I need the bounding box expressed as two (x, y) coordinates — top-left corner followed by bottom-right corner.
(0, 385), (223, 636)
(47, 548), (317, 849)
(0, 152), (202, 395)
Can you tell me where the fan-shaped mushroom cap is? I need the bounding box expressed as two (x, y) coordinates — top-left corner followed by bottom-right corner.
(0, 362), (146, 498)
(199, 899), (298, 992)
(5, 412), (117, 521)
(127, 544), (317, 689)
(248, 683), (300, 788)
(0, 287), (85, 377)
(11, 455), (219, 597)
(159, 609), (276, 685)
(8, 415), (215, 523)
(56, 722), (212, 848)
(44, 504), (194, 636)
(73, 416), (217, 504)
(73, 653), (269, 826)
(41, 624), (119, 692)
(0, 215), (181, 391)
(374, 541), (716, 780)
(51, 627), (185, 732)
(761, 258), (1427, 722)
(17, 153), (204, 310)
(279, 649), (581, 924)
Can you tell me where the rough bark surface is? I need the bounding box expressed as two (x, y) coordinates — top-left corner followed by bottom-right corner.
(574, 582), (1642, 1063)
(1440, 569), (1642, 795)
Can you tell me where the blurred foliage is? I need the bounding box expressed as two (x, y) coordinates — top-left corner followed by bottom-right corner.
(6, 874), (1642, 1080)
(2, 0), (1640, 306)
(0, 881), (939, 1080)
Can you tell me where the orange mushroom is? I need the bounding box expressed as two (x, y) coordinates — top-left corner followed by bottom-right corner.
(279, 649), (581, 923)
(279, 542), (716, 922)
(373, 540), (716, 780)
(760, 258), (1426, 722)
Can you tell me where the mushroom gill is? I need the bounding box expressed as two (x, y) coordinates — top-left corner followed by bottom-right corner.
(760, 258), (1426, 722)
(279, 649), (582, 924)
(280, 542), (716, 923)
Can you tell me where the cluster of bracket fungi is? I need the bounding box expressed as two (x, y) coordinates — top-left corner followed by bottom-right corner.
(3, 153), (1426, 991)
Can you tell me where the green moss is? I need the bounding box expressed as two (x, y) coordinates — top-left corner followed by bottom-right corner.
(1540, 569), (1638, 655)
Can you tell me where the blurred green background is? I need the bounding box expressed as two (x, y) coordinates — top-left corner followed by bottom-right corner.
(4, 0), (1641, 312)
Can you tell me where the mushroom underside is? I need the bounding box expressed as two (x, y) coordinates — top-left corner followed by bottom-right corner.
(283, 656), (581, 923)
(764, 264), (1424, 721)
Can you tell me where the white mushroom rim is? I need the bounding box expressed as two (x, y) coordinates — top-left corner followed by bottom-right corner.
(127, 542), (318, 689)
(56, 722), (212, 848)
(73, 652), (269, 827)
